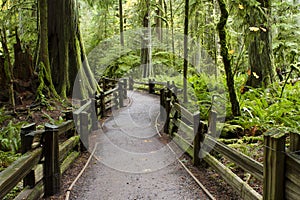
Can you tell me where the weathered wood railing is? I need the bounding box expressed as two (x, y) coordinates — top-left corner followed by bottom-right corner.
(263, 131), (300, 200)
(0, 119), (80, 199)
(160, 85), (300, 200)
(0, 78), (127, 199)
(128, 76), (178, 95)
(160, 87), (263, 200)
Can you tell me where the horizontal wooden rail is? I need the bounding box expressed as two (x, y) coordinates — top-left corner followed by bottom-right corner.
(160, 85), (262, 200)
(173, 103), (194, 124)
(73, 100), (91, 115)
(0, 148), (43, 199)
(202, 151), (262, 200)
(205, 135), (263, 181)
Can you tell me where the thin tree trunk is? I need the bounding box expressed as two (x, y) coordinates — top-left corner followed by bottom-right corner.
(156, 0), (163, 42)
(169, 0), (175, 67)
(119, 0), (124, 46)
(183, 0), (189, 103)
(141, 0), (151, 78)
(217, 0), (241, 116)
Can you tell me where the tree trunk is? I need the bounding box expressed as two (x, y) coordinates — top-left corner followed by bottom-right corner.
(0, 28), (15, 108)
(246, 0), (274, 88)
(217, 0), (241, 116)
(119, 0), (124, 46)
(141, 0), (151, 78)
(169, 0), (175, 67)
(156, 0), (163, 42)
(183, 0), (189, 103)
(48, 0), (96, 99)
(36, 0), (59, 103)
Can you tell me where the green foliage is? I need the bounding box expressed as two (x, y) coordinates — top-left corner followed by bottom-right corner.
(0, 151), (20, 172)
(231, 82), (300, 133)
(0, 121), (27, 153)
(272, 1), (300, 67)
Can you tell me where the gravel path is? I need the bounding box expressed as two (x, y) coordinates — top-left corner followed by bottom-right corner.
(70, 90), (209, 200)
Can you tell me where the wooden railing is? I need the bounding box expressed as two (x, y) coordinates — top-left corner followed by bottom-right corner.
(128, 76), (178, 95)
(263, 131), (300, 200)
(160, 85), (300, 200)
(160, 87), (262, 200)
(0, 78), (127, 199)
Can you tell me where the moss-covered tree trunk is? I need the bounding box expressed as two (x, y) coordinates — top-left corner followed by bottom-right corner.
(36, 0), (59, 103)
(0, 28), (15, 108)
(217, 0), (241, 116)
(48, 0), (96, 99)
(246, 0), (274, 88)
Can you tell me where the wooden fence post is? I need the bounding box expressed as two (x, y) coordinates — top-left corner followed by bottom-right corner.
(80, 111), (89, 151)
(100, 91), (105, 117)
(118, 82), (124, 107)
(20, 123), (36, 188)
(163, 98), (171, 134)
(160, 88), (165, 121)
(149, 79), (155, 94)
(263, 130), (286, 200)
(123, 78), (128, 99)
(91, 97), (98, 131)
(208, 110), (217, 137)
(129, 77), (134, 90)
(193, 112), (201, 166)
(43, 124), (60, 196)
(103, 78), (107, 92)
(290, 132), (300, 154)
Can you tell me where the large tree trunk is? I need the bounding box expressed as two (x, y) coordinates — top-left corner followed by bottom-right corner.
(48, 0), (96, 99)
(217, 0), (241, 116)
(246, 0), (274, 88)
(36, 0), (59, 103)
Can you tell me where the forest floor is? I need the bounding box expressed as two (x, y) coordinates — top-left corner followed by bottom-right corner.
(42, 91), (241, 200)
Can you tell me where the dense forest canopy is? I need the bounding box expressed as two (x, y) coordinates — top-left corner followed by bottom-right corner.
(0, 0), (300, 157)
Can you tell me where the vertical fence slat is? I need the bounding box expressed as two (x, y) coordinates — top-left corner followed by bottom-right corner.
(20, 123), (36, 188)
(263, 131), (286, 200)
(123, 78), (128, 99)
(290, 132), (300, 154)
(160, 88), (165, 121)
(118, 82), (124, 107)
(91, 98), (98, 131)
(43, 124), (60, 197)
(208, 110), (217, 136)
(80, 111), (89, 151)
(129, 77), (134, 90)
(100, 91), (105, 117)
(193, 112), (201, 166)
(149, 79), (155, 94)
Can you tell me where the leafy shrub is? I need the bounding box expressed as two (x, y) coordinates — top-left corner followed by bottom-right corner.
(0, 121), (27, 153)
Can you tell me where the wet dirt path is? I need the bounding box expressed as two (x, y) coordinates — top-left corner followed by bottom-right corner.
(70, 90), (209, 200)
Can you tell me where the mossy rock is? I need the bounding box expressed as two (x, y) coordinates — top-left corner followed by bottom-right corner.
(219, 123), (244, 139)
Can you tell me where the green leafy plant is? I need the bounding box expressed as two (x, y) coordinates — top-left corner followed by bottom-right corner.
(0, 121), (27, 153)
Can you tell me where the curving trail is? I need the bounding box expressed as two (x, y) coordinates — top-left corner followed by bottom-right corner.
(70, 91), (210, 200)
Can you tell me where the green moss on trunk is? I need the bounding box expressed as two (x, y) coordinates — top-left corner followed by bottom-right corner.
(217, 0), (240, 116)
